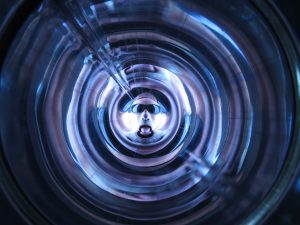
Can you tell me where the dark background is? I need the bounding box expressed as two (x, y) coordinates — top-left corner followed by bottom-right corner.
(262, 0), (300, 223)
(0, 0), (299, 224)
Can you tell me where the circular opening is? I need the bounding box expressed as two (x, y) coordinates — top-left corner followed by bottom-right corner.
(0, 0), (299, 224)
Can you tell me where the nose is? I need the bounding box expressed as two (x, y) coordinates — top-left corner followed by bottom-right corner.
(142, 110), (150, 121)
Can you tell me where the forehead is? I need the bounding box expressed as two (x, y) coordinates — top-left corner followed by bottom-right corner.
(132, 97), (159, 106)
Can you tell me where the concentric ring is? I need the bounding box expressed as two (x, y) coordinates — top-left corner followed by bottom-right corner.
(0, 0), (298, 224)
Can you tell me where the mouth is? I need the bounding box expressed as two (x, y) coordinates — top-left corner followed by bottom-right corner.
(137, 125), (153, 138)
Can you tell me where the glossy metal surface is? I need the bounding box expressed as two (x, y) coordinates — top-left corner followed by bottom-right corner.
(0, 0), (299, 224)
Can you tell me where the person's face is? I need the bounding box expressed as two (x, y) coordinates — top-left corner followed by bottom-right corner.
(120, 93), (169, 141)
(131, 98), (161, 138)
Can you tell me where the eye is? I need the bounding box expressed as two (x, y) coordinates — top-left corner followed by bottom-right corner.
(147, 105), (160, 114)
(131, 104), (144, 113)
(137, 105), (144, 113)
